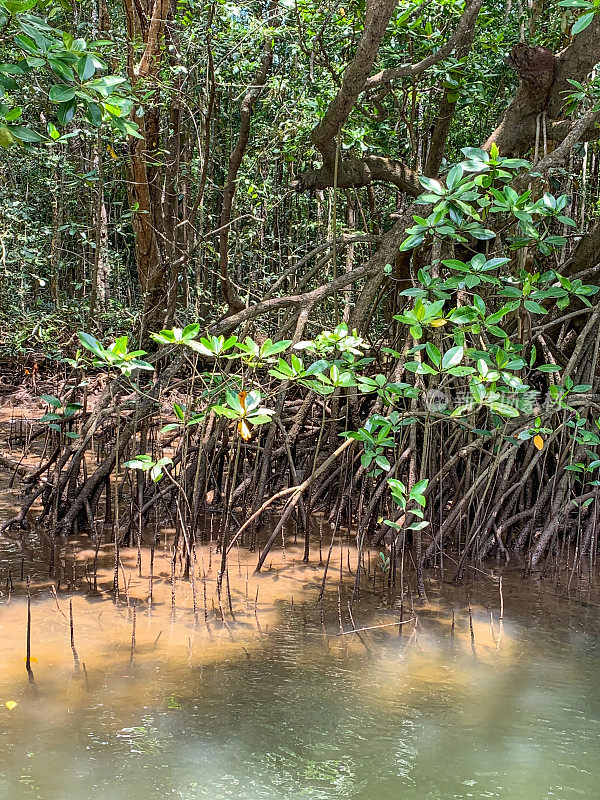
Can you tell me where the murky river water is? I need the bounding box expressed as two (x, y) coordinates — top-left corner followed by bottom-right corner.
(0, 530), (598, 800)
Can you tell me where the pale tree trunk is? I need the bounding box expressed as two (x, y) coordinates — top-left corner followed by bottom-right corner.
(49, 159), (63, 307)
(89, 130), (110, 321)
(88, 0), (111, 319)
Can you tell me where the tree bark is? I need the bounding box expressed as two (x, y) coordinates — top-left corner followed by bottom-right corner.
(485, 18), (600, 155)
(123, 0), (173, 340)
(218, 0), (279, 315)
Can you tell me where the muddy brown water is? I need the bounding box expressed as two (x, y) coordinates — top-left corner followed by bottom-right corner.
(0, 524), (598, 800)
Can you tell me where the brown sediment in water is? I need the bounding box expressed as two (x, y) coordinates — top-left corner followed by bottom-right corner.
(0, 539), (343, 684)
(1, 517), (599, 786)
(0, 533), (517, 712)
(1, 409), (599, 724)
(0, 531), (486, 666)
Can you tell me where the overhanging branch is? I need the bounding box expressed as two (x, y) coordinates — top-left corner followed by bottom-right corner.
(363, 0), (485, 90)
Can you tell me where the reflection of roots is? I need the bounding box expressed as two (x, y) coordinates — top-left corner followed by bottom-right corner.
(0, 536), (513, 710)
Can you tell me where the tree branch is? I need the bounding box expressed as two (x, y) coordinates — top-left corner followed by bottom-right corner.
(296, 154), (420, 193)
(363, 0), (484, 90)
(310, 0), (399, 169)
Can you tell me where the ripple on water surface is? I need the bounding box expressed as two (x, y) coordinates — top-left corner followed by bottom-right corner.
(0, 538), (599, 800)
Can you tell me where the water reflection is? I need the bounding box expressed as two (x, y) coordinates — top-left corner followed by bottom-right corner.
(0, 537), (599, 800)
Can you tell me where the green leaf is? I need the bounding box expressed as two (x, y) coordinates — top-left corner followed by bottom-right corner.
(446, 164), (463, 190)
(48, 58), (74, 82)
(441, 346), (464, 369)
(161, 423), (182, 433)
(399, 233), (424, 251)
(537, 364), (561, 372)
(1, 0), (37, 12)
(49, 85), (76, 103)
(77, 54), (96, 81)
(182, 323), (200, 340)
(103, 101), (121, 117)
(78, 331), (105, 358)
(186, 339), (215, 356)
(211, 405), (239, 419)
(572, 10), (595, 35)
(407, 520), (430, 530)
(411, 479), (429, 496)
(124, 454), (154, 470)
(10, 125), (41, 142)
(14, 34), (39, 56)
(524, 300), (546, 315)
(124, 358), (153, 373)
(40, 394), (62, 408)
(558, 0), (593, 6)
(262, 339), (292, 357)
(419, 176), (444, 195)
(86, 101), (103, 127)
(71, 38), (87, 54)
(425, 342), (441, 368)
(247, 414), (273, 425)
(489, 402), (519, 418)
(375, 454), (390, 471)
(405, 361), (436, 375)
(304, 359), (329, 377)
(150, 457), (172, 482)
(225, 390), (245, 415)
(57, 98), (76, 125)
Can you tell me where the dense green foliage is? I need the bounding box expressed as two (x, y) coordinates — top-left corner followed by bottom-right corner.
(3, 0), (600, 582)
(2, 0), (590, 356)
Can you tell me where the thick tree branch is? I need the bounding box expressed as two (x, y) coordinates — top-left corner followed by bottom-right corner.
(310, 0), (399, 169)
(298, 0), (482, 193)
(297, 154), (420, 194)
(546, 117), (600, 143)
(533, 107), (600, 173)
(137, 0), (169, 78)
(363, 0), (485, 90)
